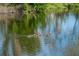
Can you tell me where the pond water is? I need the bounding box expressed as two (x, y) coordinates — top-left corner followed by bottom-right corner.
(0, 13), (79, 56)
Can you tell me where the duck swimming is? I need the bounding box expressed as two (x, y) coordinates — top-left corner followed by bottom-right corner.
(26, 32), (51, 38)
(26, 32), (41, 38)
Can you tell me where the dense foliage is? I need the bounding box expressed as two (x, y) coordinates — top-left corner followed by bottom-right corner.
(22, 3), (79, 14)
(1, 3), (79, 14)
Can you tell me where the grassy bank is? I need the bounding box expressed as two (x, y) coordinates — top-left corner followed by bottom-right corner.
(22, 3), (79, 14)
(0, 3), (79, 14)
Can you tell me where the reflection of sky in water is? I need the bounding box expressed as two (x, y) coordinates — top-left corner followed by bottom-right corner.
(0, 22), (14, 56)
(0, 13), (79, 56)
(0, 33), (3, 49)
(8, 38), (13, 56)
(0, 23), (4, 55)
(37, 14), (79, 56)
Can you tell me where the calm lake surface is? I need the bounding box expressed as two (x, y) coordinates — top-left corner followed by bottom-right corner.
(0, 13), (79, 56)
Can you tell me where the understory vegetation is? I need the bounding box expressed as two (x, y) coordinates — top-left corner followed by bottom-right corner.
(1, 3), (79, 14)
(22, 3), (79, 14)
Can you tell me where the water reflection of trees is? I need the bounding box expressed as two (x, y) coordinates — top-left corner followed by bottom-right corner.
(1, 11), (79, 56)
(2, 14), (16, 56)
(44, 12), (79, 56)
(19, 37), (40, 55)
(73, 12), (79, 34)
(7, 13), (41, 55)
(64, 39), (79, 56)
